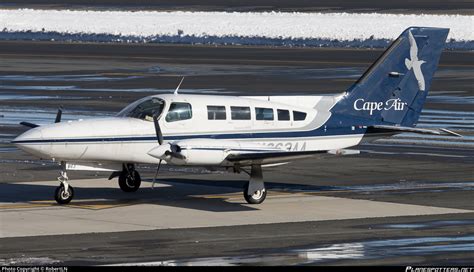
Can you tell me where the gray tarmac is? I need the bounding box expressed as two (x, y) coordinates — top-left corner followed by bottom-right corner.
(0, 41), (473, 266)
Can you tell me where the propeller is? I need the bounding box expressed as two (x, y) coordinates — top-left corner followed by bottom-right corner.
(19, 121), (39, 128)
(20, 106), (63, 128)
(149, 115), (185, 161)
(150, 114), (164, 190)
(150, 113), (185, 189)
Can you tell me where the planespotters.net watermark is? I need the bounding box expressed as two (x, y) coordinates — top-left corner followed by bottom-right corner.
(406, 267), (474, 272)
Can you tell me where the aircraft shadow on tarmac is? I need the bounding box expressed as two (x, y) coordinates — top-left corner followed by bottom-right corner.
(0, 179), (263, 212)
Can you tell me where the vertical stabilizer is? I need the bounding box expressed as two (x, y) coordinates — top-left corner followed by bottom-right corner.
(332, 27), (449, 127)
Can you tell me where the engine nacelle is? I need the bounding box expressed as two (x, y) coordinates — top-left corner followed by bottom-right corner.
(148, 138), (284, 166)
(167, 139), (242, 166)
(176, 148), (227, 165)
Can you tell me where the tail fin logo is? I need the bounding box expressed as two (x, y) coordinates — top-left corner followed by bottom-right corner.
(405, 31), (426, 91)
(353, 98), (408, 115)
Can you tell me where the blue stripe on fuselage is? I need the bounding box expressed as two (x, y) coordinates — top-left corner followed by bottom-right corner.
(11, 126), (366, 144)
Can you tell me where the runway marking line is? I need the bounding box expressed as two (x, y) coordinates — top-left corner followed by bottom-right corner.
(0, 203), (52, 210)
(0, 190), (308, 210)
(0, 201), (135, 211)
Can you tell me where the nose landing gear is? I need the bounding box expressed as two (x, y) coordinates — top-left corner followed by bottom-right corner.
(54, 162), (74, 204)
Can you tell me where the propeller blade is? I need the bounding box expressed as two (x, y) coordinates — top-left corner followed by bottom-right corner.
(152, 115), (164, 145)
(20, 106), (62, 129)
(20, 121), (39, 128)
(55, 106), (63, 123)
(157, 160), (162, 172)
(152, 159), (162, 189)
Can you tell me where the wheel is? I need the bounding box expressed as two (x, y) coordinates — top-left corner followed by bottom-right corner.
(54, 184), (74, 204)
(119, 170), (141, 192)
(243, 182), (267, 204)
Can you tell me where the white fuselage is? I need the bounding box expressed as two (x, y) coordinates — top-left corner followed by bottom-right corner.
(13, 94), (364, 169)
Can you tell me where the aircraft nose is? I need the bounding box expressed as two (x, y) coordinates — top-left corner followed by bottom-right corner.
(12, 127), (46, 157)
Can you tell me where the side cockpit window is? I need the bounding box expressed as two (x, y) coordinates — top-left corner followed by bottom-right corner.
(293, 111), (307, 121)
(277, 109), (290, 121)
(165, 102), (193, 122)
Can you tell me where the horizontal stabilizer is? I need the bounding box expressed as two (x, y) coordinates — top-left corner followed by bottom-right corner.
(439, 128), (463, 137)
(369, 125), (462, 137)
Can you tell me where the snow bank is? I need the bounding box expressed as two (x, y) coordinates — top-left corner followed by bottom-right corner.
(0, 9), (472, 49)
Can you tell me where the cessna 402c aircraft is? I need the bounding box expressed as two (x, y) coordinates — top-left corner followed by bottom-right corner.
(13, 27), (460, 204)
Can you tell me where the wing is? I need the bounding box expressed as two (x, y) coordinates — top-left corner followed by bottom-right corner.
(151, 138), (329, 167)
(225, 150), (327, 166)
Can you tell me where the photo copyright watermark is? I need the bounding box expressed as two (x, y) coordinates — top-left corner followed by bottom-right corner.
(406, 267), (474, 272)
(1, 267), (67, 272)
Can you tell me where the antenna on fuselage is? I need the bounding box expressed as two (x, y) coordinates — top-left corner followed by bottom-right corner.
(174, 77), (185, 96)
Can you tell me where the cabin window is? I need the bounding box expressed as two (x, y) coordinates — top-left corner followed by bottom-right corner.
(293, 111), (307, 121)
(277, 109), (290, 121)
(165, 102), (193, 122)
(207, 105), (226, 120)
(255, 107), (274, 121)
(231, 106), (251, 120)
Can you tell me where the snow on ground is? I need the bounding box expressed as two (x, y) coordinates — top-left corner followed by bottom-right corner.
(0, 9), (473, 48)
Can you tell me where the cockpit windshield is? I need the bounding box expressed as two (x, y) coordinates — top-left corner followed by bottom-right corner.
(117, 97), (165, 121)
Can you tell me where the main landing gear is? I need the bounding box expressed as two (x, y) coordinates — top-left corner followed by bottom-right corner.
(52, 161), (261, 205)
(118, 164), (142, 192)
(243, 165), (267, 204)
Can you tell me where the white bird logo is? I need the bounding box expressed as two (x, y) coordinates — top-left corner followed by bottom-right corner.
(405, 31), (426, 91)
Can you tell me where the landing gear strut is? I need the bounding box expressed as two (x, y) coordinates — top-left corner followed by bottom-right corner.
(243, 165), (267, 204)
(118, 164), (141, 192)
(54, 161), (74, 204)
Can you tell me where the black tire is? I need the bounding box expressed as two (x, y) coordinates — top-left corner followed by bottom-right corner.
(119, 170), (141, 192)
(54, 184), (74, 204)
(243, 182), (267, 204)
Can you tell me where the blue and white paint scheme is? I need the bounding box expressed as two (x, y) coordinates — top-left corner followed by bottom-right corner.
(12, 27), (458, 205)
